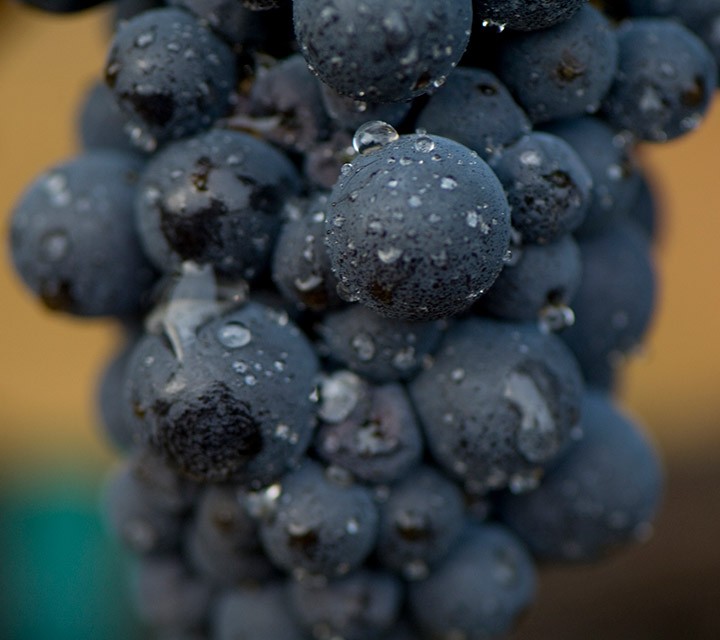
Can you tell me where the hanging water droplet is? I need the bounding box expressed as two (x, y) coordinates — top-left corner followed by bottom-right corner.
(217, 322), (252, 348)
(538, 304), (575, 333)
(352, 121), (399, 155)
(245, 483), (282, 519)
(413, 135), (436, 153)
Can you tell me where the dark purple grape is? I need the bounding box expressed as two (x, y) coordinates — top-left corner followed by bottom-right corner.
(318, 304), (445, 382)
(500, 392), (663, 561)
(376, 466), (465, 580)
(326, 133), (510, 321)
(409, 318), (584, 494)
(104, 8), (236, 148)
(315, 383), (423, 485)
(489, 132), (592, 244)
(257, 462), (378, 577)
(212, 584), (305, 640)
(289, 569), (403, 640)
(293, 0), (473, 102)
(408, 524), (537, 640)
(416, 67), (531, 161)
(136, 128), (301, 280)
(602, 18), (717, 142)
(9, 150), (156, 317)
(496, 5), (618, 124)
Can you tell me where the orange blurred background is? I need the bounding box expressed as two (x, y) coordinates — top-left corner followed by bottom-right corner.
(0, 3), (718, 638)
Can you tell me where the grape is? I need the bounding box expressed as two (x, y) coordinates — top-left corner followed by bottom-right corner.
(76, 81), (140, 154)
(489, 132), (593, 244)
(271, 193), (342, 312)
(212, 584), (305, 640)
(375, 466), (465, 579)
(500, 392), (663, 560)
(326, 132), (511, 321)
(185, 485), (277, 586)
(415, 67), (531, 161)
(245, 54), (332, 154)
(408, 524), (537, 640)
(477, 234), (582, 325)
(132, 556), (212, 633)
(314, 382), (424, 484)
(288, 569), (403, 640)
(135, 128), (301, 280)
(409, 318), (584, 494)
(104, 8), (237, 148)
(9, 150), (156, 317)
(496, 5), (618, 124)
(125, 301), (319, 484)
(293, 0), (473, 102)
(257, 462), (379, 577)
(317, 304), (445, 382)
(543, 116), (640, 237)
(561, 220), (656, 390)
(103, 460), (184, 556)
(601, 18), (717, 142)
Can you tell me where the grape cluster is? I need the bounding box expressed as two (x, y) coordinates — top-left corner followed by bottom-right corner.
(10, 0), (715, 637)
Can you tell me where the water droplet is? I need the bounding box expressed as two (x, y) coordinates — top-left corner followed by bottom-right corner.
(538, 304), (575, 333)
(403, 559), (430, 581)
(244, 374), (257, 386)
(440, 176), (457, 190)
(135, 29), (155, 48)
(504, 371), (558, 463)
(382, 9), (410, 46)
(352, 121), (399, 155)
(339, 163), (353, 177)
(520, 150), (542, 167)
(245, 483), (282, 519)
(40, 231), (69, 262)
(377, 246), (403, 263)
(413, 135), (436, 153)
(274, 423), (291, 440)
(345, 518), (360, 535)
(508, 470), (542, 494)
(45, 173), (71, 207)
(351, 333), (376, 361)
(217, 322), (252, 348)
(407, 194), (423, 208)
(392, 346), (416, 370)
(318, 371), (365, 423)
(450, 368), (465, 382)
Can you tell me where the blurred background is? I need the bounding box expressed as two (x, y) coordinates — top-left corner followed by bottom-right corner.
(0, 2), (719, 638)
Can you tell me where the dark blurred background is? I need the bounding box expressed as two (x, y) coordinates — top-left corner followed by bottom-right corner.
(1, 2), (719, 638)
